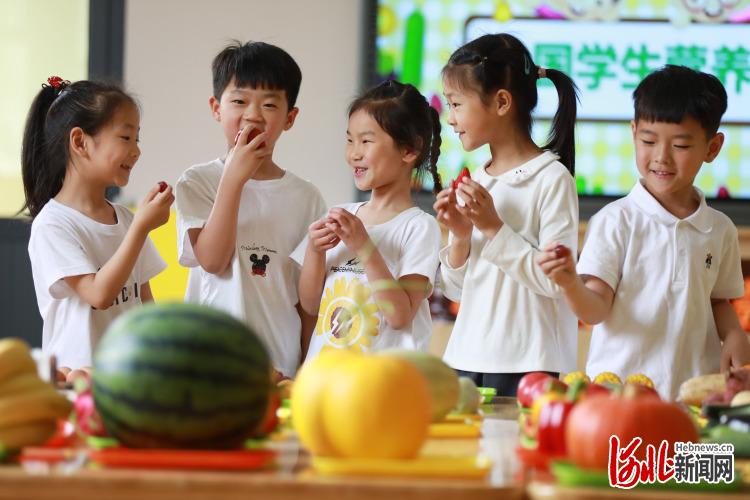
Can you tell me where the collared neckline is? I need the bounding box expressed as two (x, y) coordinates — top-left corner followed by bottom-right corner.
(629, 180), (712, 233)
(476, 150), (560, 186)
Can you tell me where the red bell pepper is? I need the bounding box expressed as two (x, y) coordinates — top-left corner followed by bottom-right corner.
(535, 379), (585, 456)
(536, 398), (576, 456)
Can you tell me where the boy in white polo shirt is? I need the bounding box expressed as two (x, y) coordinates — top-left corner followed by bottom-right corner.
(537, 65), (750, 400)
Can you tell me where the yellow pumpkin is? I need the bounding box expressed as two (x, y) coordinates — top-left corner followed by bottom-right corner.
(291, 349), (431, 459)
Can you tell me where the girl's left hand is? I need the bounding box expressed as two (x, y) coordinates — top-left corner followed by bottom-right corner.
(327, 208), (371, 256)
(455, 179), (503, 239)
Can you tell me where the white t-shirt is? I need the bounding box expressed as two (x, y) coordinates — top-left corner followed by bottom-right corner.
(440, 151), (579, 374)
(578, 180), (744, 400)
(28, 199), (166, 368)
(291, 202), (441, 361)
(175, 159), (327, 377)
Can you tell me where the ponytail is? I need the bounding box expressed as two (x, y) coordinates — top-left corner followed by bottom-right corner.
(542, 68), (579, 175)
(442, 33), (579, 176)
(20, 79), (136, 218)
(21, 85), (64, 218)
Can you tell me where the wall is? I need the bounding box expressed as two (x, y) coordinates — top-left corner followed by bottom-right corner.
(0, 0), (89, 216)
(122, 0), (364, 207)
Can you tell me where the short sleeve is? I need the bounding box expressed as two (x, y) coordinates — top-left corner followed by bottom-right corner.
(175, 168), (218, 267)
(711, 223), (744, 300)
(29, 222), (98, 299)
(397, 213), (441, 285)
(576, 208), (626, 292)
(139, 236), (167, 282)
(290, 235), (309, 266)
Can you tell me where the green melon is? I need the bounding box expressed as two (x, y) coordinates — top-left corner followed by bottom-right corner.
(455, 376), (481, 414)
(382, 349), (459, 421)
(92, 303), (271, 449)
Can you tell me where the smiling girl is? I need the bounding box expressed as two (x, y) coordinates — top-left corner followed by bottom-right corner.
(23, 78), (172, 371)
(294, 80), (442, 360)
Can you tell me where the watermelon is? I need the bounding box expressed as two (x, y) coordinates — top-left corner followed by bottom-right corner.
(92, 303), (271, 449)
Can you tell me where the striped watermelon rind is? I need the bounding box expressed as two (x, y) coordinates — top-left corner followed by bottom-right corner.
(92, 303), (271, 449)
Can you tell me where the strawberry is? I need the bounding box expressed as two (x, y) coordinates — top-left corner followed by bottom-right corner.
(234, 127), (266, 148)
(553, 245), (570, 259)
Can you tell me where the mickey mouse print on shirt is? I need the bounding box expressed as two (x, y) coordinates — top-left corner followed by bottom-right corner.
(250, 254), (270, 277)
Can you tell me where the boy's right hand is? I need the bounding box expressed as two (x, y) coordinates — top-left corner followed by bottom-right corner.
(433, 187), (472, 240)
(225, 126), (270, 183)
(308, 217), (340, 253)
(134, 182), (174, 233)
(536, 242), (577, 288)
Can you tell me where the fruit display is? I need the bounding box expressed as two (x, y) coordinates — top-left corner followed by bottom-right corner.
(382, 349), (459, 421)
(291, 349), (431, 459)
(516, 371), (661, 466)
(565, 386), (698, 471)
(678, 367), (750, 406)
(92, 303), (272, 449)
(0, 339), (72, 452)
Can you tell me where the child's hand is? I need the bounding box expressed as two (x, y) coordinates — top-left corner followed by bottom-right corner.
(720, 329), (750, 373)
(455, 179), (503, 240)
(433, 187), (472, 240)
(327, 208), (371, 257)
(536, 242), (577, 288)
(225, 126), (270, 183)
(134, 182), (174, 233)
(308, 217), (340, 253)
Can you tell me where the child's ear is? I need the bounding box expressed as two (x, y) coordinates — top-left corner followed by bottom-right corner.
(630, 120), (637, 140)
(69, 127), (88, 158)
(209, 96), (221, 122)
(494, 89), (512, 117)
(704, 132), (724, 163)
(401, 148), (419, 165)
(284, 107), (300, 131)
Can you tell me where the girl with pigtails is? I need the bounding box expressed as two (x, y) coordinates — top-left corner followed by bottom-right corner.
(22, 77), (172, 375)
(293, 80), (443, 361)
(435, 34), (580, 395)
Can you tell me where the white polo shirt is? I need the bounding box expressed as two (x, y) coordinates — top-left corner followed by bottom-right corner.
(579, 180), (744, 400)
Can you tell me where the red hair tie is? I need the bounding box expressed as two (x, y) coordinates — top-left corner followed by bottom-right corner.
(45, 76), (70, 91)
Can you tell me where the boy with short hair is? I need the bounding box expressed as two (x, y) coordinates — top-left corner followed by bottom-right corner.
(176, 41), (326, 377)
(538, 65), (750, 399)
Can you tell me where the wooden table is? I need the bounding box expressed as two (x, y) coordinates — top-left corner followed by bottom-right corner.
(0, 402), (524, 500)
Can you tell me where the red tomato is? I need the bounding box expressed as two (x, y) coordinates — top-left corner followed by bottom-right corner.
(565, 391), (697, 470)
(517, 372), (553, 408)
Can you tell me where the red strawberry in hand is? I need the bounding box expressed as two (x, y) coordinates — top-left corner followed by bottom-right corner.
(553, 244), (570, 259)
(452, 167), (471, 207)
(234, 127), (266, 148)
(451, 166), (471, 190)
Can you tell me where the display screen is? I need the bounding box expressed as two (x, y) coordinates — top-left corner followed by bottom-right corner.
(373, 0), (750, 201)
